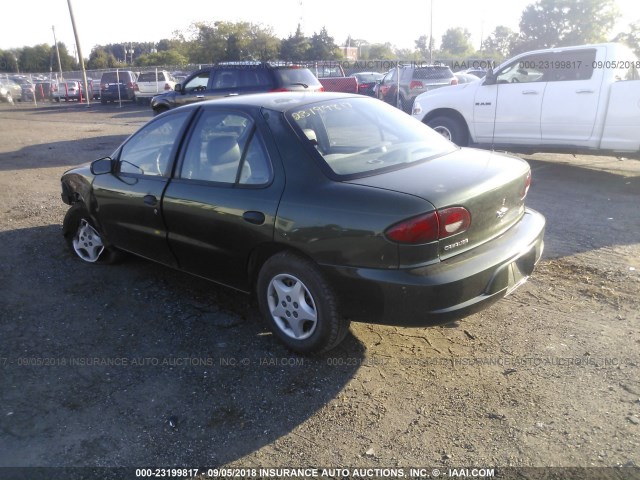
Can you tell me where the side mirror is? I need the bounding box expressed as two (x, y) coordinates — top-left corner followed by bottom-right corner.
(90, 157), (113, 175)
(484, 67), (496, 85)
(174, 84), (182, 94)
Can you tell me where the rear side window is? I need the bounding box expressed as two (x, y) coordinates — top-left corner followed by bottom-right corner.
(274, 68), (322, 87)
(552, 49), (596, 81)
(180, 110), (272, 185)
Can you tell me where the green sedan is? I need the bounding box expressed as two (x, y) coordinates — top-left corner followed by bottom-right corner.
(60, 92), (545, 354)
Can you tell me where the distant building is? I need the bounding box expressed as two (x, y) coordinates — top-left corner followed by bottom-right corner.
(341, 46), (358, 60)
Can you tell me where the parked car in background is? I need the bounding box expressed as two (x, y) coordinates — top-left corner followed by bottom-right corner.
(412, 43), (640, 158)
(134, 70), (177, 103)
(455, 73), (482, 84)
(60, 92), (545, 354)
(309, 62), (359, 93)
(0, 78), (22, 103)
(455, 68), (487, 78)
(33, 81), (53, 101)
(351, 71), (384, 96)
(54, 80), (85, 102)
(150, 62), (323, 115)
(377, 65), (458, 112)
(10, 76), (35, 101)
(100, 70), (138, 104)
(88, 78), (101, 100)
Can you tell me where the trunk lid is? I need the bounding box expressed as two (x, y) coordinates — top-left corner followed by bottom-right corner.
(346, 148), (531, 259)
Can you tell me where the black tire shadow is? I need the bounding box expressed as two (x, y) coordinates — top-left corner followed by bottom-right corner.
(0, 225), (365, 468)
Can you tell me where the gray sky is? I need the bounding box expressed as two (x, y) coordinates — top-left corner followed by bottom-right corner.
(1, 0), (638, 53)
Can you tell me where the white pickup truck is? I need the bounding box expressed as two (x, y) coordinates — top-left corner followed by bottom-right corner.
(411, 43), (640, 158)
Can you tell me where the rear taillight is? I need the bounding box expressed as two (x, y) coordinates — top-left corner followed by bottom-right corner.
(127, 81), (134, 88)
(438, 207), (471, 238)
(318, 86), (325, 92)
(409, 80), (423, 90)
(133, 83), (139, 92)
(164, 83), (171, 91)
(521, 170), (532, 200)
(385, 207), (471, 245)
(450, 78), (459, 85)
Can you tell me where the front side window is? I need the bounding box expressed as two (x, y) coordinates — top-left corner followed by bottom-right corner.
(183, 71), (210, 93)
(180, 110), (272, 185)
(287, 97), (456, 178)
(118, 111), (191, 176)
(497, 53), (551, 84)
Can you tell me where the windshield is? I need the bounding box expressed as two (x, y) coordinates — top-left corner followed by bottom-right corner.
(287, 97), (457, 178)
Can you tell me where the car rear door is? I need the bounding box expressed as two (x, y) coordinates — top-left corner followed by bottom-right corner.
(540, 48), (601, 143)
(91, 109), (194, 266)
(161, 105), (285, 291)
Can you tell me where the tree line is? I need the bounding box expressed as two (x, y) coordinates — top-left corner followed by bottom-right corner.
(1, 0), (638, 74)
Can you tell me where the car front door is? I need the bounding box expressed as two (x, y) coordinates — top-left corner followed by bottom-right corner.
(91, 109), (194, 266)
(173, 70), (213, 108)
(162, 106), (285, 291)
(474, 52), (551, 144)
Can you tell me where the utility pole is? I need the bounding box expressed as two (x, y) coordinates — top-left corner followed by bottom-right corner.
(52, 26), (64, 82)
(66, 0), (91, 106)
(429, 0), (433, 64)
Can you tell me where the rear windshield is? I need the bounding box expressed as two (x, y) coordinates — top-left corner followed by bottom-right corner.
(287, 97), (456, 178)
(413, 67), (454, 80)
(101, 72), (134, 83)
(274, 68), (322, 87)
(138, 72), (166, 82)
(354, 73), (382, 83)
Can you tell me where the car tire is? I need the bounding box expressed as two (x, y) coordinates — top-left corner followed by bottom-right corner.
(256, 251), (349, 355)
(426, 115), (469, 146)
(153, 105), (169, 116)
(63, 204), (122, 264)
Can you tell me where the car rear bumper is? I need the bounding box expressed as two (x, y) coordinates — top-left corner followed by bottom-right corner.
(321, 208), (545, 326)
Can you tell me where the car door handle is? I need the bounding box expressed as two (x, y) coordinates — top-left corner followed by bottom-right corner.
(196, 95), (204, 98)
(143, 195), (158, 206)
(226, 93), (239, 97)
(576, 89), (594, 94)
(522, 90), (539, 95)
(242, 211), (265, 225)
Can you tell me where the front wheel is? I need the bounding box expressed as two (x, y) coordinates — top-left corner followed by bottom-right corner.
(63, 204), (122, 264)
(426, 115), (469, 146)
(256, 252), (349, 355)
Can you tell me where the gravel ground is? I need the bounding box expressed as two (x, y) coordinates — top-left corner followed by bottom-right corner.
(0, 102), (639, 478)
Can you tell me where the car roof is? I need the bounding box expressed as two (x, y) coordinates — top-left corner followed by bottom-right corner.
(177, 92), (361, 113)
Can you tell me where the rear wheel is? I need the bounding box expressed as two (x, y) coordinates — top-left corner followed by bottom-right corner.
(256, 252), (349, 355)
(426, 115), (469, 146)
(63, 204), (122, 264)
